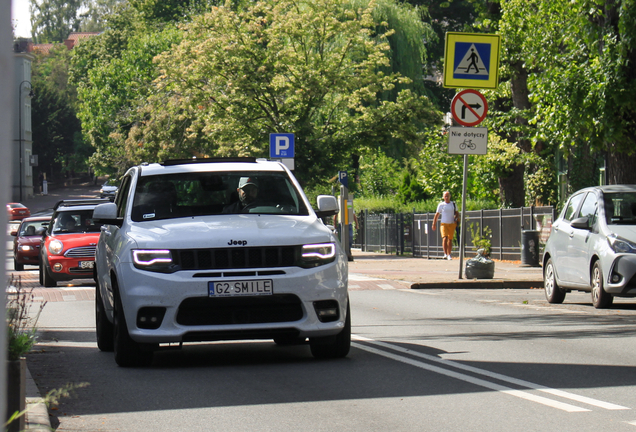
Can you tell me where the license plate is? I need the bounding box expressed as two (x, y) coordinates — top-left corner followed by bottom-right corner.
(209, 279), (273, 297)
(79, 261), (94, 269)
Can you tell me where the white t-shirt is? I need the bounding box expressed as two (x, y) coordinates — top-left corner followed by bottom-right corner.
(436, 201), (456, 224)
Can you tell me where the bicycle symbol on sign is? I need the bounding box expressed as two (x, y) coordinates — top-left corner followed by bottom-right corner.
(459, 139), (476, 150)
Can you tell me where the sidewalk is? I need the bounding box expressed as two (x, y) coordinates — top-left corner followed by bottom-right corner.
(348, 249), (544, 289)
(12, 181), (102, 431)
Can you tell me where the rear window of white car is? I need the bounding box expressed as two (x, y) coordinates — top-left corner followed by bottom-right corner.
(130, 171), (309, 222)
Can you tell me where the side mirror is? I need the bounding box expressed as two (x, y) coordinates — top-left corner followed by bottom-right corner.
(570, 217), (590, 230)
(10, 230), (17, 237)
(92, 203), (123, 227)
(315, 195), (338, 218)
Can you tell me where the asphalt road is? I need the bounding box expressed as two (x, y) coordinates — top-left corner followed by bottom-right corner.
(12, 267), (636, 431)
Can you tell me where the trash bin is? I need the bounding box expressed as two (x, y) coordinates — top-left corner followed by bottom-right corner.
(521, 230), (540, 266)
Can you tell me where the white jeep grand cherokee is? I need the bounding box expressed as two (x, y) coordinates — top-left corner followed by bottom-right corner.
(93, 158), (349, 367)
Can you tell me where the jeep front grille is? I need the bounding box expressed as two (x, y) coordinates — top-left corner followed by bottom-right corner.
(64, 246), (96, 258)
(173, 246), (298, 270)
(176, 294), (303, 326)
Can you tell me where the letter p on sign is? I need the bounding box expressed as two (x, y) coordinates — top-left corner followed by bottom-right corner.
(270, 133), (295, 158)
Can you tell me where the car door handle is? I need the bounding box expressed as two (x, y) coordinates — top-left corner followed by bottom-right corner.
(100, 226), (111, 236)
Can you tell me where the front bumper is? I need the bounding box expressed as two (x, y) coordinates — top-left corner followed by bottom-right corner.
(115, 259), (348, 344)
(605, 254), (636, 296)
(46, 255), (95, 281)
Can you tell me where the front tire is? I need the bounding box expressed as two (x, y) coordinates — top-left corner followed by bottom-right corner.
(14, 259), (24, 271)
(113, 280), (154, 367)
(591, 261), (613, 309)
(544, 258), (565, 304)
(95, 280), (114, 352)
(310, 301), (351, 359)
(41, 260), (57, 287)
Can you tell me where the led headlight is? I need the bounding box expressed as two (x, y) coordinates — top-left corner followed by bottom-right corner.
(48, 239), (64, 255)
(300, 243), (336, 268)
(607, 234), (636, 254)
(19, 245), (33, 252)
(132, 249), (174, 272)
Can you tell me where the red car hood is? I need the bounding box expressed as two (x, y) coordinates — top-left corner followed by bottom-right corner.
(48, 233), (101, 249)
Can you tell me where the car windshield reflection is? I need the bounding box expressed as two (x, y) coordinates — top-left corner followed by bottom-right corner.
(604, 192), (636, 225)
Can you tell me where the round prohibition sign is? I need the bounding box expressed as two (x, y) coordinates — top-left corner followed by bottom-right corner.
(451, 89), (488, 127)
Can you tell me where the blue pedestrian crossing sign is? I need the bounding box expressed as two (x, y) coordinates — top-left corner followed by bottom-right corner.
(269, 133), (295, 158)
(443, 32), (500, 89)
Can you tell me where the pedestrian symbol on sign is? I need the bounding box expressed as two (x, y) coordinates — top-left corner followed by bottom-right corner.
(453, 43), (490, 80)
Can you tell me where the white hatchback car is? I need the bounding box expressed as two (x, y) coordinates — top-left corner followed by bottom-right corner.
(543, 185), (636, 308)
(93, 158), (349, 366)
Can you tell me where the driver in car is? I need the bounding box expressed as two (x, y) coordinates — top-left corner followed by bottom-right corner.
(223, 177), (260, 213)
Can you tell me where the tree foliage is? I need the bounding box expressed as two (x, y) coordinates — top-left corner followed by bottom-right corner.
(93, 0), (442, 185)
(29, 0), (84, 42)
(31, 45), (90, 180)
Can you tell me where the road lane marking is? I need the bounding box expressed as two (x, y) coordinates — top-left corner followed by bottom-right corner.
(378, 284), (395, 290)
(353, 335), (629, 412)
(351, 341), (589, 412)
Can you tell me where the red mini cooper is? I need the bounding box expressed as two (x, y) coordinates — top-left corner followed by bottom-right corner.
(39, 199), (109, 287)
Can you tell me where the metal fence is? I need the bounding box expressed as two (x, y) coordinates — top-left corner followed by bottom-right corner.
(353, 206), (557, 261)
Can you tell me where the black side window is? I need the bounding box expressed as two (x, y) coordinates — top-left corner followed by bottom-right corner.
(116, 175), (133, 218)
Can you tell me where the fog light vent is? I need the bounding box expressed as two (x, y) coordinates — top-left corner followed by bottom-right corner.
(53, 263), (63, 272)
(612, 273), (621, 283)
(313, 300), (340, 323)
(137, 307), (166, 329)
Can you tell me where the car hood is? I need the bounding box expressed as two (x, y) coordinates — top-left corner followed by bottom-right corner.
(126, 215), (334, 249)
(18, 236), (42, 246)
(50, 233), (101, 249)
(102, 186), (118, 191)
(606, 225), (636, 241)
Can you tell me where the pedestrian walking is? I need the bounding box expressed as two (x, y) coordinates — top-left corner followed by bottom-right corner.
(432, 190), (459, 260)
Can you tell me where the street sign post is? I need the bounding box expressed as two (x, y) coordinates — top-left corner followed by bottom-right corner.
(443, 32), (501, 89)
(451, 89), (488, 127)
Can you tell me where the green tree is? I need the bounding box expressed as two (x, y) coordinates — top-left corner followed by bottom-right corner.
(79, 0), (126, 32)
(495, 0), (636, 201)
(125, 0), (441, 185)
(31, 45), (89, 181)
(71, 21), (182, 177)
(29, 0), (84, 42)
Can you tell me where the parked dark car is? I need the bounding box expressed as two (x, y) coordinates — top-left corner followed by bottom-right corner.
(543, 185), (636, 308)
(11, 216), (51, 271)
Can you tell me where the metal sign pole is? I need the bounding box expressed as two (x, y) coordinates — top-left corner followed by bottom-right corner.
(458, 154), (468, 279)
(340, 184), (349, 259)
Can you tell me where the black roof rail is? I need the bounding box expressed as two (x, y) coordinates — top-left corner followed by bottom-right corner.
(161, 157), (258, 166)
(53, 199), (111, 211)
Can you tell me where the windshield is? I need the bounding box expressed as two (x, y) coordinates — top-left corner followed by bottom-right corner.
(604, 192), (636, 225)
(20, 220), (49, 236)
(131, 171), (310, 222)
(52, 210), (103, 234)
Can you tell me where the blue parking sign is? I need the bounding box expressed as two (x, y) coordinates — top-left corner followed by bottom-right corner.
(270, 133), (295, 158)
(338, 171), (348, 188)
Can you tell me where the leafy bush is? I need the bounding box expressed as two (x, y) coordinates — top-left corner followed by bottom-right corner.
(7, 276), (46, 361)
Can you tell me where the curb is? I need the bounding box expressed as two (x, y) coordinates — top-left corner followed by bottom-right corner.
(411, 280), (544, 289)
(25, 367), (51, 431)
